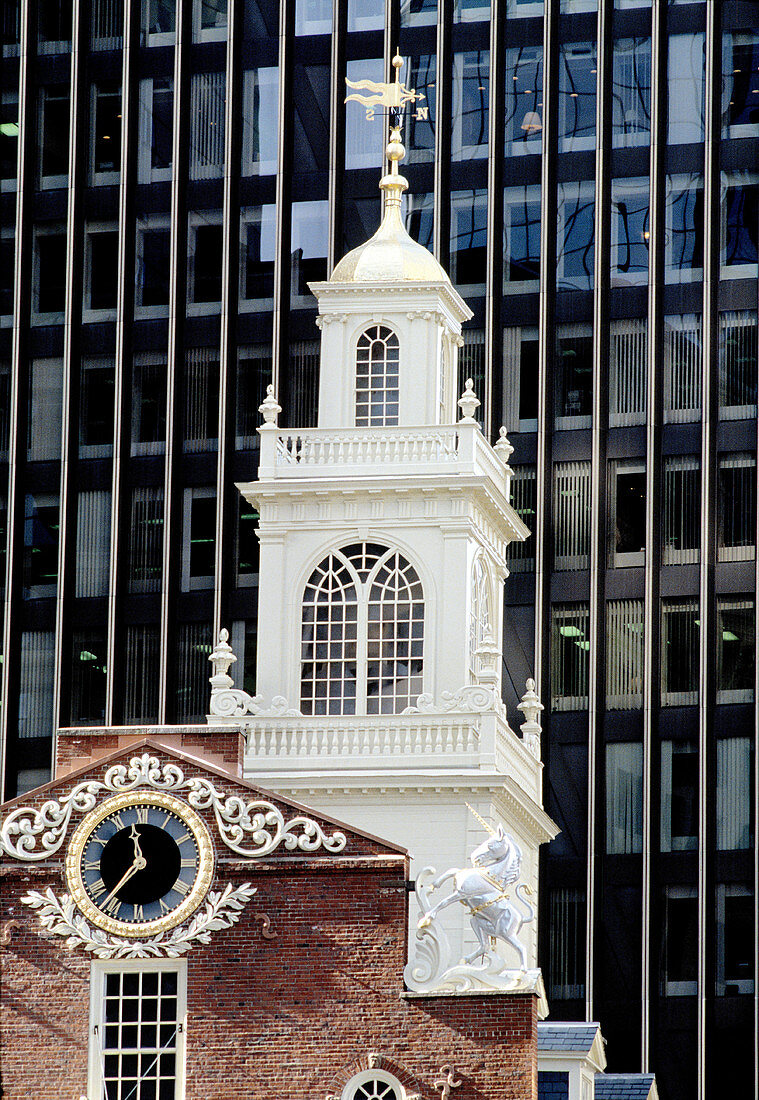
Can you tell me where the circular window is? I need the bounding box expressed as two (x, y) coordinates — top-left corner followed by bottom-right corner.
(343, 1070), (404, 1100)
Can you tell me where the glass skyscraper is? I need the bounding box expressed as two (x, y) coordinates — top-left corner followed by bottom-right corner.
(0, 1), (756, 1097)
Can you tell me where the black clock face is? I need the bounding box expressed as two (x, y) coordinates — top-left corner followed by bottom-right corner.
(81, 804), (202, 926)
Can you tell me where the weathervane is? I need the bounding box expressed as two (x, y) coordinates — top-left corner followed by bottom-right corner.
(345, 51), (428, 123)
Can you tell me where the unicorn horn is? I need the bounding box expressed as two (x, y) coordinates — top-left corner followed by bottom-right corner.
(465, 802), (497, 837)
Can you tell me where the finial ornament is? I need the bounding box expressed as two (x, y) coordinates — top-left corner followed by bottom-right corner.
(517, 678), (544, 760)
(494, 426), (514, 465)
(259, 383), (281, 426)
(458, 378), (481, 423)
(209, 628), (237, 693)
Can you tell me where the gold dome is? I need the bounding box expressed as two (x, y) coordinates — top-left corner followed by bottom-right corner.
(329, 127), (450, 285)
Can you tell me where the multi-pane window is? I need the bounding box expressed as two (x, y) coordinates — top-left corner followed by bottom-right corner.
(343, 1073), (404, 1100)
(504, 45), (542, 156)
(718, 310), (757, 417)
(128, 487), (164, 593)
(606, 600), (644, 709)
(190, 71), (225, 180)
(661, 887), (698, 995)
(661, 740), (698, 852)
(608, 461), (645, 568)
(609, 318), (646, 426)
(300, 543), (424, 716)
(123, 625), (160, 724)
(612, 37), (651, 147)
(452, 51), (489, 159)
(355, 326), (400, 428)
(664, 314), (702, 422)
(716, 599), (754, 704)
(548, 887), (586, 1000)
(503, 185), (541, 287)
(90, 964), (185, 1100)
(558, 43), (596, 151)
(175, 622), (213, 721)
(718, 454), (756, 561)
(551, 604), (590, 711)
(555, 325), (592, 425)
(610, 178), (649, 286)
(469, 556), (492, 681)
(717, 738), (752, 851)
(509, 466), (536, 573)
(662, 456), (700, 564)
(606, 742), (643, 853)
(553, 461), (590, 571)
(76, 490), (111, 598)
(661, 601), (699, 706)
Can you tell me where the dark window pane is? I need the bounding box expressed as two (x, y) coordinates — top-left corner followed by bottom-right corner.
(93, 83), (121, 175)
(189, 495), (216, 577)
(40, 87), (70, 178)
(69, 632), (107, 725)
(191, 223), (223, 302)
(89, 232), (119, 310)
(139, 229), (170, 307)
(37, 234), (66, 313)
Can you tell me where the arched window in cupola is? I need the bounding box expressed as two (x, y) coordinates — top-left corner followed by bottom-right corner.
(469, 555), (492, 682)
(300, 542), (424, 716)
(355, 325), (400, 427)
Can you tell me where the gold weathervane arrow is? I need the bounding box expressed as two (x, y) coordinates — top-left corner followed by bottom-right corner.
(345, 51), (428, 122)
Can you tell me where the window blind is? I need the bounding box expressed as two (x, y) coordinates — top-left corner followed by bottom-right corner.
(553, 461), (590, 570)
(609, 318), (646, 425)
(551, 603), (590, 710)
(664, 315), (701, 423)
(18, 631), (55, 739)
(606, 599), (644, 709)
(190, 72), (225, 179)
(76, 490), (111, 598)
(124, 624), (160, 724)
(175, 622), (213, 721)
(719, 309), (757, 418)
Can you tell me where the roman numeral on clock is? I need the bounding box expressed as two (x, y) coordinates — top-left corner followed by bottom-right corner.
(180, 858), (196, 869)
(132, 905), (144, 921)
(173, 878), (190, 898)
(103, 896), (121, 916)
(135, 806), (149, 825)
(89, 877), (107, 900)
(84, 859), (100, 873)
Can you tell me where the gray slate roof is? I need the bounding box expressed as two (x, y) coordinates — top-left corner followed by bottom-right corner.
(594, 1074), (656, 1099)
(538, 1023), (602, 1053)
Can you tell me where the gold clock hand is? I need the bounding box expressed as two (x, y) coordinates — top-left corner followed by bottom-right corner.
(101, 855), (147, 908)
(130, 823), (144, 862)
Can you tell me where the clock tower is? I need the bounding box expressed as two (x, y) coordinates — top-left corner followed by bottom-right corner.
(208, 119), (556, 966)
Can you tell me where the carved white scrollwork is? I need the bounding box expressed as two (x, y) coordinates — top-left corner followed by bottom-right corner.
(209, 689), (302, 719)
(20, 883), (258, 959)
(1, 753), (346, 861)
(402, 684), (505, 718)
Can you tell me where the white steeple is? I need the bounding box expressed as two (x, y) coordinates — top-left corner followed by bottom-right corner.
(210, 90), (556, 974)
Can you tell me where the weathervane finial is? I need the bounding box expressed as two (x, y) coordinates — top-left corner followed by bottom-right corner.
(344, 51), (427, 124)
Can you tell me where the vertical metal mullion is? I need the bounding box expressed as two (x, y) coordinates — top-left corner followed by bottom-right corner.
(754, 362), (759, 1100)
(642, 0), (666, 1072)
(0, 0), (34, 798)
(105, 0), (137, 724)
(433, 0), (451, 267)
(587, 0), (612, 1028)
(484, 0), (504, 439)
(698, 4), (721, 1096)
(158, 0), (190, 720)
(52, 0), (87, 761)
(327, 0), (346, 275)
(212, 0), (238, 641)
(271, 2), (293, 401)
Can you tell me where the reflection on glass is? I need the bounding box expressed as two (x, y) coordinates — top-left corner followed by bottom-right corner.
(668, 34), (705, 144)
(39, 86), (70, 184)
(722, 33), (759, 137)
(561, 0), (595, 10)
(295, 0), (331, 35)
(612, 38), (650, 147)
(718, 454), (756, 557)
(194, 0), (227, 40)
(661, 601), (699, 703)
(1, 89), (19, 187)
(190, 72), (225, 180)
(454, 0), (490, 20)
(606, 743), (643, 853)
(290, 200), (329, 306)
(136, 219), (170, 313)
(721, 171), (759, 274)
(717, 600), (755, 703)
(558, 43), (596, 152)
(503, 185), (541, 287)
(239, 205), (276, 308)
(716, 740), (752, 850)
(557, 180), (595, 291)
(555, 326), (592, 425)
(506, 0), (543, 12)
(611, 178), (649, 287)
(450, 189), (487, 292)
(665, 175), (704, 282)
(504, 46), (542, 156)
(452, 51), (489, 160)
(405, 192), (434, 250)
(294, 65), (330, 171)
(23, 494), (59, 595)
(347, 0), (383, 30)
(138, 77), (173, 183)
(401, 0), (436, 26)
(241, 68), (278, 176)
(661, 741), (697, 850)
(404, 54), (436, 164)
(346, 59), (384, 170)
(143, 0), (175, 41)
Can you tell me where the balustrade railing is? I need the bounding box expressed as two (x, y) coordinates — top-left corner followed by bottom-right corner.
(274, 427), (461, 468)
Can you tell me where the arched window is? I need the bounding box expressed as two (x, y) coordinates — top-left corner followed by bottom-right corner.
(355, 325), (400, 427)
(301, 543), (424, 715)
(469, 555), (492, 681)
(341, 1071), (405, 1100)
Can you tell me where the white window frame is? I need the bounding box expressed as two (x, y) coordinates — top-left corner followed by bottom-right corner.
(341, 1070), (406, 1100)
(83, 222), (119, 321)
(238, 205), (276, 311)
(662, 886), (698, 997)
(138, 77), (174, 184)
(88, 959), (187, 1100)
(608, 460), (646, 568)
(187, 212), (223, 316)
(142, 0), (176, 45)
(720, 169), (759, 281)
(135, 215), (172, 319)
(38, 86), (69, 189)
(240, 68), (279, 177)
(90, 82), (121, 187)
(31, 225), (67, 323)
(664, 172), (705, 285)
(354, 324), (400, 428)
(192, 0), (227, 41)
(181, 486), (216, 592)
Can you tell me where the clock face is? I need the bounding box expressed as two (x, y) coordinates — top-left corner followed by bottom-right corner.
(65, 791), (214, 937)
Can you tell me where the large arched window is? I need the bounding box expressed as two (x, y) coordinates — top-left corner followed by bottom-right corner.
(300, 543), (424, 715)
(341, 1071), (405, 1100)
(355, 325), (400, 426)
(469, 555), (492, 681)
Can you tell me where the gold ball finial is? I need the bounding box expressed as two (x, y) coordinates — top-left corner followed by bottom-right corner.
(392, 51), (403, 72)
(386, 129), (405, 164)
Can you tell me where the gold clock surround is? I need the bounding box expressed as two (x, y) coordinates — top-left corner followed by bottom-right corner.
(65, 790), (215, 937)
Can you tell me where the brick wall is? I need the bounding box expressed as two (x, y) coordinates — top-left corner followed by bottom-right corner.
(54, 726), (245, 780)
(1, 747), (538, 1099)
